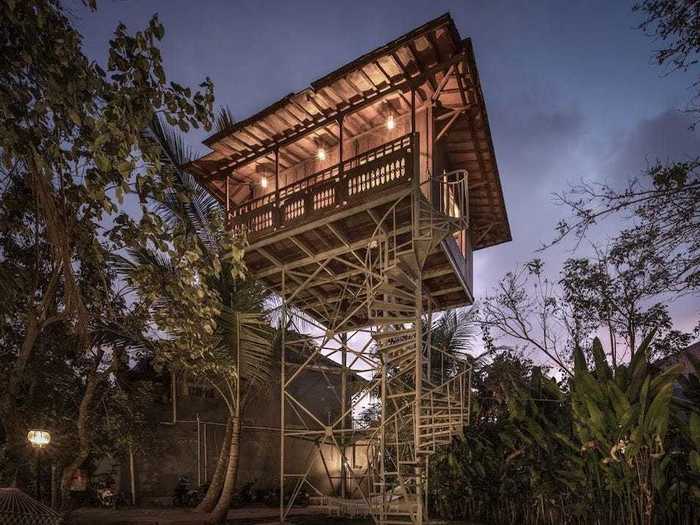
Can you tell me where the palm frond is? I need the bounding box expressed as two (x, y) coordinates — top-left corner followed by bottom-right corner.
(430, 307), (478, 358)
(214, 106), (236, 134)
(148, 113), (192, 167)
(91, 318), (156, 356)
(215, 308), (274, 387)
(147, 116), (222, 253)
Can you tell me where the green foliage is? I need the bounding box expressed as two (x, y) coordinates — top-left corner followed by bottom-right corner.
(115, 116), (272, 419)
(0, 0), (214, 492)
(429, 337), (699, 524)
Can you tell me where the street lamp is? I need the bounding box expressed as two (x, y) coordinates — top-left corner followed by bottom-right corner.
(28, 430), (51, 500)
(27, 430), (51, 448)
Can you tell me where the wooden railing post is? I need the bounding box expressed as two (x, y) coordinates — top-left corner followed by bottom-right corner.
(336, 116), (346, 206)
(274, 147), (281, 228)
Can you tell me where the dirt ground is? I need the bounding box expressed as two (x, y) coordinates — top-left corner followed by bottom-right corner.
(67, 505), (371, 525)
(67, 506), (474, 524)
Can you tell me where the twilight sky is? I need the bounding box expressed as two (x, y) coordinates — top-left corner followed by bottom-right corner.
(74, 0), (698, 356)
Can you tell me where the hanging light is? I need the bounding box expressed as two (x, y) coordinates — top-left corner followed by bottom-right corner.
(386, 113), (396, 130)
(317, 146), (326, 161)
(27, 430), (51, 448)
(256, 162), (274, 190)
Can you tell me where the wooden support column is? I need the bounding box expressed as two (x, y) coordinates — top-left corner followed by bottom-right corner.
(337, 116), (345, 205)
(340, 331), (348, 498)
(274, 148), (280, 196)
(225, 175), (230, 219)
(411, 87), (416, 134)
(338, 117), (344, 167)
(274, 148), (280, 227)
(414, 273), (424, 525)
(279, 269), (286, 524)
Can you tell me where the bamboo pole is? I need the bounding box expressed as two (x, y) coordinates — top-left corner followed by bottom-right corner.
(129, 445), (136, 506)
(171, 370), (177, 424)
(414, 273), (423, 525)
(196, 413), (201, 487)
(279, 269), (286, 524)
(340, 331), (347, 499)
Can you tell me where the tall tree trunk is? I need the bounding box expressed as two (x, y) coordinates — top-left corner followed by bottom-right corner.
(59, 351), (104, 508)
(207, 416), (241, 524)
(196, 416), (233, 512)
(0, 268), (61, 485)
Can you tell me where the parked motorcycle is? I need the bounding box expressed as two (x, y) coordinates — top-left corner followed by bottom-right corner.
(173, 475), (202, 507)
(93, 474), (118, 509)
(231, 480), (256, 507)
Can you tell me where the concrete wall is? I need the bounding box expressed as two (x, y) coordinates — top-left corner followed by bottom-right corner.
(124, 361), (367, 502)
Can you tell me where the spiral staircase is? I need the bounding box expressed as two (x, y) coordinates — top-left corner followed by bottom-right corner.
(363, 171), (473, 525)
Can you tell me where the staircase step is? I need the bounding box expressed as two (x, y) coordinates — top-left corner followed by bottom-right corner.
(370, 300), (416, 312)
(373, 329), (415, 341)
(379, 339), (415, 353)
(386, 265), (416, 288)
(375, 283), (415, 301)
(385, 352), (416, 367)
(371, 316), (416, 325)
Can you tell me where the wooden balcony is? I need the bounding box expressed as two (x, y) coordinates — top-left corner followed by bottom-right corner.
(230, 133), (417, 237)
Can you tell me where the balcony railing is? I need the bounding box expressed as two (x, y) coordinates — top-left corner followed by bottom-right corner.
(230, 133), (417, 235)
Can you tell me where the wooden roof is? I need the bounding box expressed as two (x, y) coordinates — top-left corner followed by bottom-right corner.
(189, 13), (511, 250)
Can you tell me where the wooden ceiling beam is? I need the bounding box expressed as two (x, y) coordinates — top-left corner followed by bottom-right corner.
(281, 106), (308, 129)
(373, 60), (394, 85)
(252, 121), (280, 142)
(430, 286), (463, 297)
(340, 77), (366, 102)
(357, 68), (379, 91)
(289, 97), (321, 123)
(209, 52), (467, 174)
(305, 93), (330, 117)
(406, 41), (436, 93)
(431, 64), (455, 103)
(425, 31), (443, 63)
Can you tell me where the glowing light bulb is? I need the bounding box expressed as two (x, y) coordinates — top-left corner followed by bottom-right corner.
(317, 147), (326, 161)
(27, 430), (51, 448)
(386, 114), (395, 130)
(261, 176), (268, 189)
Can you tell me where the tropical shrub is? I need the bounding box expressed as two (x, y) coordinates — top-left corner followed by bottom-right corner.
(429, 337), (699, 524)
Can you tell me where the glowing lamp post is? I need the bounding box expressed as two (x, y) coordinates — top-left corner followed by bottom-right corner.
(27, 430), (51, 448)
(28, 430), (50, 500)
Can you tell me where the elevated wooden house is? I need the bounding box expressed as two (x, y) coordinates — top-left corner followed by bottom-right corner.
(190, 13), (509, 525)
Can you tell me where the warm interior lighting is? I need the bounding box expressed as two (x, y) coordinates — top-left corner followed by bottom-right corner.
(27, 430), (51, 448)
(386, 114), (396, 130)
(261, 176), (268, 188)
(317, 147), (326, 161)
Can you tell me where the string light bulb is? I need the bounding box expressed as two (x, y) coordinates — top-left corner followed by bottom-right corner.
(317, 146), (326, 161)
(386, 113), (396, 130)
(256, 162), (274, 190)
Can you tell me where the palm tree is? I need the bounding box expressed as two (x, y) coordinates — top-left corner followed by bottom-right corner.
(114, 114), (273, 523)
(426, 307), (479, 385)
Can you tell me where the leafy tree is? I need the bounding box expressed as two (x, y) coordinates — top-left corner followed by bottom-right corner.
(635, 0), (700, 121)
(480, 259), (574, 375)
(113, 116), (271, 523)
(429, 335), (699, 524)
(553, 162), (699, 294)
(561, 242), (687, 366)
(0, 0), (213, 500)
(482, 252), (697, 376)
(550, 1), (700, 293)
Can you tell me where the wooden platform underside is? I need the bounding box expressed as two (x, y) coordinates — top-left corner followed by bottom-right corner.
(243, 185), (472, 330)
